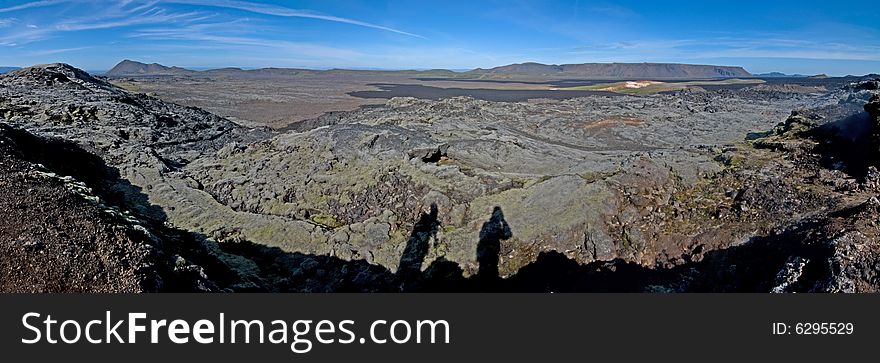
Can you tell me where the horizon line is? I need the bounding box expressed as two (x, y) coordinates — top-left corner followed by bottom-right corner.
(2, 60), (876, 77)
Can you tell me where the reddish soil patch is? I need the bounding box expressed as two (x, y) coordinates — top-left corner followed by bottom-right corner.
(583, 116), (645, 130)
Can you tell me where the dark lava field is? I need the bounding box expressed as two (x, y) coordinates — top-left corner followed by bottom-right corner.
(2, 63), (880, 292)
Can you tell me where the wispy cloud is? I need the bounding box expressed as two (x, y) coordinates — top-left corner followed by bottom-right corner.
(0, 26), (52, 46)
(0, 0), (67, 13)
(0, 18), (17, 28)
(1, 0), (382, 66)
(582, 5), (639, 18)
(159, 0), (424, 38)
(24, 45), (91, 55)
(56, 8), (205, 31)
(551, 36), (880, 63)
(690, 37), (880, 61)
(697, 48), (880, 62)
(130, 25), (363, 60)
(0, 0), (423, 38)
(0, 1), (211, 46)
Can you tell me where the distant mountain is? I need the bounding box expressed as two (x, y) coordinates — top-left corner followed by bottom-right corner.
(106, 59), (194, 76)
(105, 60), (753, 79)
(104, 60), (459, 78)
(470, 62), (752, 79)
(0, 67), (19, 74)
(755, 72), (807, 78)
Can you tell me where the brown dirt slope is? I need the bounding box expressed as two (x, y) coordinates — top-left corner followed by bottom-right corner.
(0, 124), (161, 292)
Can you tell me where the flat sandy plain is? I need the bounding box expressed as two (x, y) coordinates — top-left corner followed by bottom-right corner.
(108, 73), (800, 129)
(110, 73), (574, 129)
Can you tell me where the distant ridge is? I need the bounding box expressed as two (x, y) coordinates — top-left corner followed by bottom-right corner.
(0, 66), (19, 74)
(755, 72), (807, 78)
(106, 60), (757, 79)
(471, 62), (752, 79)
(104, 60), (459, 78)
(106, 59), (194, 76)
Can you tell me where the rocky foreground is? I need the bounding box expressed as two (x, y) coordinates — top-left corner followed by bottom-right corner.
(1, 64), (878, 292)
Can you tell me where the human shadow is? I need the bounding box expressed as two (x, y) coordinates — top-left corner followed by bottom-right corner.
(398, 203), (440, 277)
(248, 201), (842, 292)
(475, 206), (512, 288)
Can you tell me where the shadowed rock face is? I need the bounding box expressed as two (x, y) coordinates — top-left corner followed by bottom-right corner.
(867, 94), (880, 156)
(2, 64), (879, 292)
(0, 123), (162, 292)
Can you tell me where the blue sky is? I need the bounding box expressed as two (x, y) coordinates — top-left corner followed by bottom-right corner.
(0, 0), (878, 75)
